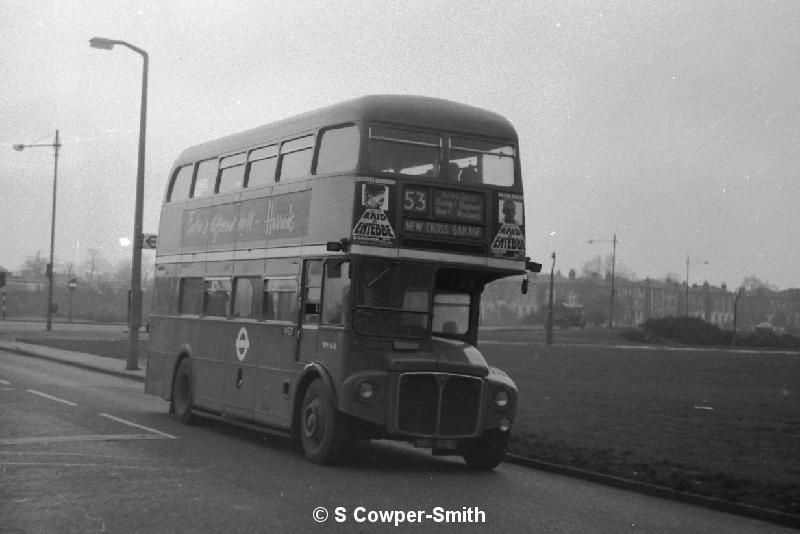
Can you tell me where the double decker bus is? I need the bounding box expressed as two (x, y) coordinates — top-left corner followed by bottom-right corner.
(145, 95), (540, 469)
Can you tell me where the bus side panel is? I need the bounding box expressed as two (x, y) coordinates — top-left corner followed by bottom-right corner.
(144, 314), (176, 399)
(307, 177), (355, 244)
(252, 322), (299, 428)
(219, 321), (256, 420)
(170, 317), (224, 413)
(156, 205), (183, 255)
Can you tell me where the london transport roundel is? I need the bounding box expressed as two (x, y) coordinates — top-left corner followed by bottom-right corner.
(235, 327), (250, 362)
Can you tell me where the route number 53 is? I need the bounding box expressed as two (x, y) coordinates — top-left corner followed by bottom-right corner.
(403, 188), (427, 213)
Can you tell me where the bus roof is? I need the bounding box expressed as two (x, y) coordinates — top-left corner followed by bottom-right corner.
(175, 95), (518, 165)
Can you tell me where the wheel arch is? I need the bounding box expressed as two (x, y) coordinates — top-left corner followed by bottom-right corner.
(291, 362), (337, 441)
(168, 345), (193, 411)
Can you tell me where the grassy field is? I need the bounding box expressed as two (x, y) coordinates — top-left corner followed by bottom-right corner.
(479, 329), (800, 516)
(16, 327), (800, 516)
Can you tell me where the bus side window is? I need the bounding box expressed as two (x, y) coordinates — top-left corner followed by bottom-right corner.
(203, 279), (231, 317)
(322, 260), (350, 325)
(218, 153), (247, 194)
(168, 165), (194, 202)
(303, 260), (323, 323)
(263, 278), (299, 321)
(179, 277), (204, 315)
(192, 159), (218, 198)
(278, 135), (314, 182)
(315, 124), (359, 174)
(232, 277), (260, 319)
(247, 145), (278, 188)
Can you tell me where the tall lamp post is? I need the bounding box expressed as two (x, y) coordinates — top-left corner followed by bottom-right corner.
(685, 255), (709, 317)
(90, 37), (148, 371)
(546, 252), (556, 345)
(13, 130), (61, 331)
(588, 233), (617, 328)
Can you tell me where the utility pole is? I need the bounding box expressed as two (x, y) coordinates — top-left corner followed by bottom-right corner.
(546, 252), (556, 345)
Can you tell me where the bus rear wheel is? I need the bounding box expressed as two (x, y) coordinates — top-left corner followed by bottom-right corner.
(172, 358), (196, 425)
(300, 379), (348, 464)
(461, 429), (509, 470)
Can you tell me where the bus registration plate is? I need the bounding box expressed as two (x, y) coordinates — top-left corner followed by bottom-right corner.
(413, 438), (457, 450)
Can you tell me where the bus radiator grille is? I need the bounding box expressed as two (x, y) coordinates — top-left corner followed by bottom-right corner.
(397, 373), (482, 437)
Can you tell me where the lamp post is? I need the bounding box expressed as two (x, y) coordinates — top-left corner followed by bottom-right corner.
(90, 37), (148, 371)
(13, 130), (61, 331)
(685, 255), (709, 317)
(546, 252), (556, 345)
(588, 233), (617, 328)
(732, 286), (745, 347)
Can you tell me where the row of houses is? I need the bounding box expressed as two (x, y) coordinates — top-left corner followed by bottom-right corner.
(482, 272), (800, 333)
(4, 265), (797, 333)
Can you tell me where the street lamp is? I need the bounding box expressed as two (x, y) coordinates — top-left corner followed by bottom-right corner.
(588, 233), (617, 328)
(685, 255), (709, 316)
(13, 130), (61, 331)
(90, 37), (148, 371)
(546, 252), (556, 345)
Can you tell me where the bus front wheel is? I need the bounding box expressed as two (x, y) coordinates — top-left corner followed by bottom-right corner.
(461, 429), (509, 470)
(172, 358), (196, 425)
(300, 379), (348, 464)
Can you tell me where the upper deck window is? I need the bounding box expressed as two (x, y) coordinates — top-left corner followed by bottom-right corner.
(218, 153), (246, 194)
(449, 137), (516, 187)
(192, 159), (218, 198)
(247, 144), (278, 188)
(368, 126), (442, 178)
(316, 124), (359, 174)
(278, 135), (314, 182)
(168, 165), (194, 202)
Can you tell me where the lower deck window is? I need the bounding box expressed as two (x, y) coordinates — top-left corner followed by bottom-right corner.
(179, 277), (203, 315)
(204, 279), (231, 317)
(263, 278), (299, 321)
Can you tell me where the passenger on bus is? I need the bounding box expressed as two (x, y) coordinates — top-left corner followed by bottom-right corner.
(460, 163), (480, 184)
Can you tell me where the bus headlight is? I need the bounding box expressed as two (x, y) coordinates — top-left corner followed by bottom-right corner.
(355, 380), (377, 402)
(492, 388), (511, 410)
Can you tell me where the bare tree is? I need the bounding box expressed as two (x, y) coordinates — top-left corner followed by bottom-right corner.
(580, 254), (636, 281)
(741, 275), (779, 292)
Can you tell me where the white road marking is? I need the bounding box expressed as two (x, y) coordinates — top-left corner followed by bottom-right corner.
(26, 389), (77, 406)
(0, 379), (11, 386)
(99, 413), (177, 439)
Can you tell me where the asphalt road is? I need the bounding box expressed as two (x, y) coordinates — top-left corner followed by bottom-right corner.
(1, 350), (795, 534)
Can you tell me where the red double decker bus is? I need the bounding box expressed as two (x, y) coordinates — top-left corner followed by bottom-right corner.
(145, 95), (540, 468)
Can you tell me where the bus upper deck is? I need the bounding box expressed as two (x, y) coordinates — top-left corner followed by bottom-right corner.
(157, 95), (527, 272)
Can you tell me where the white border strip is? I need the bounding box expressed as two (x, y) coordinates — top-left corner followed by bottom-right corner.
(26, 389), (77, 407)
(158, 244), (525, 271)
(99, 413), (177, 439)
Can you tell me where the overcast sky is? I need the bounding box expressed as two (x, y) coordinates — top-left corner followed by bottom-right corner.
(2, 1), (798, 289)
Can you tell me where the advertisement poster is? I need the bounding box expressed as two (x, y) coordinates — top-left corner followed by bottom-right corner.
(181, 191), (310, 250)
(352, 177), (396, 245)
(490, 192), (525, 258)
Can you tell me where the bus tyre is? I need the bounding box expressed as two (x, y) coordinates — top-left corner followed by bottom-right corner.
(300, 379), (348, 464)
(172, 358), (196, 425)
(461, 429), (509, 470)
